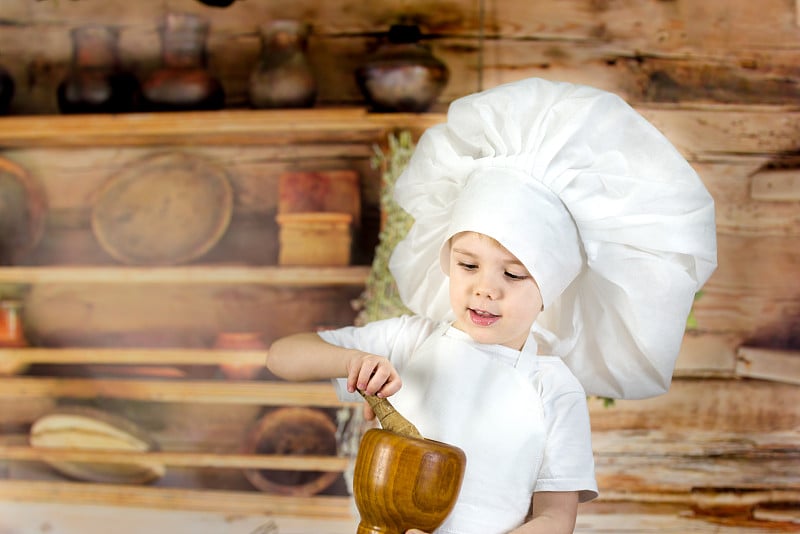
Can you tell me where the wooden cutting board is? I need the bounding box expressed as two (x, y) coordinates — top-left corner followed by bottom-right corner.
(30, 406), (165, 484)
(91, 151), (234, 265)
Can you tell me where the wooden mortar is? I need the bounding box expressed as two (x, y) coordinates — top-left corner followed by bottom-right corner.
(353, 392), (466, 534)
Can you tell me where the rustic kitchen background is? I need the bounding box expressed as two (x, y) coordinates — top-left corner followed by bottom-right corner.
(0, 0), (798, 532)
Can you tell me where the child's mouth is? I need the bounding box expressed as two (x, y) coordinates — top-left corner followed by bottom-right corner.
(469, 308), (500, 326)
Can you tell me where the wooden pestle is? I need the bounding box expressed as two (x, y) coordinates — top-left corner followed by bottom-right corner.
(358, 390), (423, 439)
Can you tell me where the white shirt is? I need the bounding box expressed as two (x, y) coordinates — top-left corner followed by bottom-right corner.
(320, 315), (597, 532)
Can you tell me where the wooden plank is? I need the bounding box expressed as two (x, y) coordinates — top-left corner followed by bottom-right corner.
(674, 332), (738, 377)
(692, 234), (800, 334)
(0, 347), (267, 368)
(0, 445), (349, 471)
(0, 500), (358, 534)
(22, 283), (364, 347)
(588, 379), (800, 433)
(0, 479), (354, 518)
(0, 378), (352, 407)
(751, 168), (800, 201)
(0, 109), (443, 148)
(736, 347), (800, 385)
(0, 265), (369, 286)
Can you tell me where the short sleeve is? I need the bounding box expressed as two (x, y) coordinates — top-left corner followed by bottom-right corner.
(317, 315), (439, 402)
(535, 389), (598, 502)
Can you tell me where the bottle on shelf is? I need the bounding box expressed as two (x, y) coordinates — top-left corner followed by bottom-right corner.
(249, 20), (317, 109)
(57, 24), (139, 114)
(141, 12), (225, 111)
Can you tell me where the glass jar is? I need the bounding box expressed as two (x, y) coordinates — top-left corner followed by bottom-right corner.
(57, 25), (139, 114)
(249, 20), (317, 109)
(355, 24), (449, 113)
(0, 299), (28, 348)
(141, 13), (225, 111)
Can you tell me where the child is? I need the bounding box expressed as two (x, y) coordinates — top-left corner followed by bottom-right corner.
(267, 77), (717, 533)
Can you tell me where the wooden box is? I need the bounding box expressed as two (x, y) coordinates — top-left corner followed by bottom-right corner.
(276, 212), (353, 266)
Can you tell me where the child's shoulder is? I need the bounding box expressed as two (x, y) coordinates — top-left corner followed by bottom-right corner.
(534, 356), (587, 398)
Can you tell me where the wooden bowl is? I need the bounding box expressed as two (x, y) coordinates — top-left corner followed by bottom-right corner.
(91, 151), (233, 265)
(353, 428), (466, 534)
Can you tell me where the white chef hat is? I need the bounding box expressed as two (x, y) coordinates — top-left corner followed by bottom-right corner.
(388, 77), (717, 399)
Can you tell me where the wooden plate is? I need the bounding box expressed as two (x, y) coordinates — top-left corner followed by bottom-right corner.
(30, 406), (165, 484)
(91, 151), (233, 265)
(0, 157), (46, 265)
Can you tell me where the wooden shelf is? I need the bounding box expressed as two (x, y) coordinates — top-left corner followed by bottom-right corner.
(0, 445), (349, 472)
(0, 108), (445, 148)
(0, 265), (370, 286)
(0, 377), (351, 406)
(0, 479), (354, 518)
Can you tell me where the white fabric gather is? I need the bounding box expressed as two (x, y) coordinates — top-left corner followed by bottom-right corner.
(389, 77), (717, 400)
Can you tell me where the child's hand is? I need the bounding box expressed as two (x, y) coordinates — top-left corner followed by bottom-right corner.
(405, 530), (429, 534)
(345, 351), (402, 400)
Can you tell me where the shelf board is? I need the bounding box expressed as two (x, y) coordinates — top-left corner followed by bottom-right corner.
(0, 108), (446, 148)
(0, 445), (349, 472)
(0, 265), (370, 285)
(0, 377), (353, 406)
(0, 479), (354, 518)
(0, 347), (267, 367)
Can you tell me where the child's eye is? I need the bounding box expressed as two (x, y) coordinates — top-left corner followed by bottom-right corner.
(457, 261), (477, 270)
(505, 271), (528, 280)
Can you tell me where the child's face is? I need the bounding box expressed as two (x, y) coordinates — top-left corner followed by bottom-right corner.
(447, 232), (543, 350)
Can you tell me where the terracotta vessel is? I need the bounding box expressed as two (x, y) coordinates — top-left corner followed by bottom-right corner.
(57, 25), (139, 114)
(0, 299), (28, 348)
(141, 13), (225, 111)
(353, 394), (466, 534)
(249, 20), (317, 109)
(213, 331), (265, 380)
(242, 406), (340, 496)
(355, 24), (449, 113)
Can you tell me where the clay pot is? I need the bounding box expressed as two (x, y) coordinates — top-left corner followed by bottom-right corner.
(57, 25), (139, 114)
(242, 407), (340, 496)
(213, 331), (265, 380)
(353, 428), (466, 534)
(249, 20), (317, 109)
(0, 299), (28, 348)
(141, 13), (225, 111)
(355, 24), (449, 113)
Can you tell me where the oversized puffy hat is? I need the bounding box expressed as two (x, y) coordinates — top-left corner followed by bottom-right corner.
(388, 77), (717, 400)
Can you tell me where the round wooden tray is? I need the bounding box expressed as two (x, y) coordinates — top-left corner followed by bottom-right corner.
(30, 406), (165, 485)
(91, 151), (234, 265)
(0, 156), (47, 265)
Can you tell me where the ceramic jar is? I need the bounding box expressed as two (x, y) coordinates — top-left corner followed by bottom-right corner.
(57, 25), (139, 114)
(141, 13), (225, 111)
(249, 20), (317, 108)
(213, 331), (265, 380)
(355, 24), (449, 113)
(242, 407), (340, 496)
(0, 299), (28, 348)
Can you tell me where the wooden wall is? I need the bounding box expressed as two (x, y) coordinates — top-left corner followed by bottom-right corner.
(0, 0), (798, 532)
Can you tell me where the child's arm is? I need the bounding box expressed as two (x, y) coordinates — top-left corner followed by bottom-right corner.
(512, 491), (578, 533)
(266, 332), (402, 397)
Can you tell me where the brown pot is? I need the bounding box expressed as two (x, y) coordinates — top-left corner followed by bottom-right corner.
(242, 407), (340, 496)
(353, 428), (466, 534)
(213, 331), (265, 380)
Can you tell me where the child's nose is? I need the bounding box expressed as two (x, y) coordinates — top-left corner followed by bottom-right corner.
(474, 273), (500, 299)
